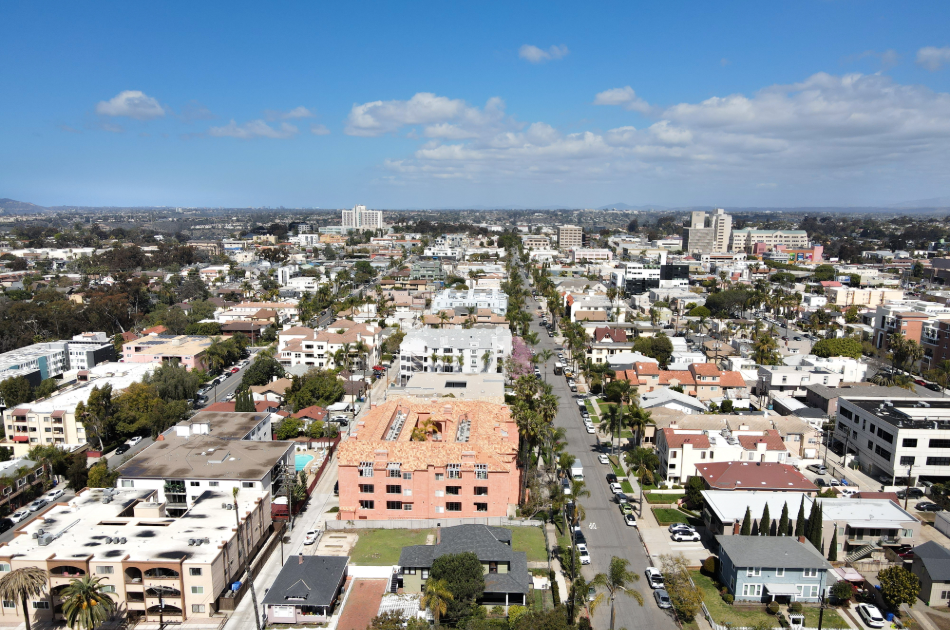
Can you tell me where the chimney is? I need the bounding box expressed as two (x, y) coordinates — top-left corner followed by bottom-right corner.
(733, 522), (741, 535)
(798, 536), (806, 544)
(298, 553), (304, 565)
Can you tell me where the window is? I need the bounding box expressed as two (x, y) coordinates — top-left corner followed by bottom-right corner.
(776, 568), (785, 577)
(241, 482), (254, 488)
(0, 564), (10, 573)
(474, 487), (488, 496)
(1, 601), (13, 609)
(96, 566), (114, 575)
(421, 569), (429, 579)
(405, 567), (416, 575)
(359, 500), (375, 510)
(927, 457), (950, 466)
(803, 568), (818, 578)
(209, 481), (219, 487)
(190, 481), (200, 487)
(403, 503), (413, 511)
(32, 602), (49, 610)
(875, 445), (892, 461)
(903, 438), (918, 448)
(671, 452), (677, 459)
(942, 591), (950, 600)
(387, 501), (403, 510)
(903, 528), (914, 538)
(489, 562), (498, 574)
(475, 503), (488, 512)
(101, 585), (116, 593)
(446, 502), (462, 512)
(192, 605), (206, 613)
(742, 584), (762, 597)
(359, 484), (374, 493)
(475, 464), (488, 480)
(747, 567), (761, 577)
(387, 463), (402, 478)
(701, 452), (706, 460)
(877, 428), (894, 444)
(447, 464), (461, 479)
(931, 439), (950, 449)
(191, 586), (204, 594)
(900, 456), (915, 466)
(446, 486), (461, 495)
(797, 585), (819, 598)
(386, 485), (402, 494)
(402, 472), (413, 480)
(190, 568), (203, 576)
(359, 461), (374, 478)
(434, 473), (444, 481)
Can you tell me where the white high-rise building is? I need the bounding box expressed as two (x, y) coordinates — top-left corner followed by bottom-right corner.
(342, 204), (384, 231)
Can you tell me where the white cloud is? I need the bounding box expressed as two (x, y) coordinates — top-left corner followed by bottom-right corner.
(917, 46), (950, 71)
(518, 44), (569, 64)
(208, 119), (298, 139)
(593, 86), (652, 114)
(95, 90), (166, 120)
(345, 93), (510, 137)
(265, 106), (314, 121)
(310, 123), (331, 135)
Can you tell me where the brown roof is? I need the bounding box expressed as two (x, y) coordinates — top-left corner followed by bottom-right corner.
(691, 363), (721, 376)
(634, 362), (660, 375)
(737, 429), (786, 451)
(293, 405), (328, 421)
(660, 428), (710, 449)
(249, 377), (294, 396)
(573, 310), (607, 322)
(593, 327), (627, 343)
(142, 325), (167, 335)
(694, 461), (818, 492)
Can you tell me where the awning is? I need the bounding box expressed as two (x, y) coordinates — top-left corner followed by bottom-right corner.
(847, 521), (906, 529)
(12, 436), (29, 443)
(832, 567), (865, 582)
(51, 410), (66, 418)
(764, 584), (800, 597)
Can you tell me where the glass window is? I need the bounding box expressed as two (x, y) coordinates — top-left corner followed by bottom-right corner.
(434, 473), (444, 481)
(120, 480), (133, 488)
(241, 482), (254, 488)
(776, 568), (784, 577)
(96, 566), (114, 575)
(903, 438), (918, 448)
(32, 602), (49, 610)
(359, 484), (374, 493)
(475, 503), (488, 512)
(101, 585), (116, 593)
(191, 586), (204, 594)
(209, 481), (219, 487)
(1, 601), (14, 609)
(359, 500), (375, 510)
(0, 563), (10, 573)
(192, 605), (206, 613)
(803, 568), (818, 578)
(446, 502), (462, 512)
(190, 568), (202, 576)
(190, 481), (200, 487)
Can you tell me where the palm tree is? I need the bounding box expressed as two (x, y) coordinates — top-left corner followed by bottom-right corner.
(927, 359), (950, 396)
(430, 352), (439, 373)
(422, 578), (453, 627)
(437, 310), (450, 329)
(590, 557), (644, 630)
(232, 488), (262, 630)
(456, 354), (464, 373)
(0, 567), (49, 630)
(536, 349), (554, 382)
(61, 575), (116, 630)
(481, 350), (492, 373)
(600, 405), (623, 456)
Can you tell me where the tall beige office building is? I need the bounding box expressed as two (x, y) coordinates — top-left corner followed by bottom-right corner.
(683, 208), (731, 254)
(558, 225), (583, 251)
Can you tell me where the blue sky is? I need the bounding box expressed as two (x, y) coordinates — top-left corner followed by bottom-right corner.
(2, 1), (950, 209)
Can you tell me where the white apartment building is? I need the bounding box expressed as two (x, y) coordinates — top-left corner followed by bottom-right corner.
(423, 246), (462, 259)
(757, 365), (851, 401)
(558, 225), (583, 251)
(397, 328), (513, 386)
(730, 228), (809, 252)
(431, 288), (508, 315)
(570, 248), (613, 263)
(277, 320), (382, 371)
(657, 427), (789, 483)
(342, 204), (384, 231)
(835, 397), (950, 485)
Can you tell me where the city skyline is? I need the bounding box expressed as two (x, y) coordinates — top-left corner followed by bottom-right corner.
(2, 2), (950, 209)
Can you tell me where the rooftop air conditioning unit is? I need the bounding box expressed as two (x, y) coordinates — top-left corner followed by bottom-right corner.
(119, 537), (127, 544)
(37, 534), (53, 546)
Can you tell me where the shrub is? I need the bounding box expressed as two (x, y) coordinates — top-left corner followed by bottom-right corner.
(789, 602), (803, 613)
(722, 593), (734, 604)
(768, 601), (780, 615)
(703, 556), (717, 574)
(831, 580), (854, 603)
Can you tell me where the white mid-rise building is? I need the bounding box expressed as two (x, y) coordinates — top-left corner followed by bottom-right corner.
(342, 204), (384, 231)
(398, 328), (512, 385)
(431, 288), (508, 315)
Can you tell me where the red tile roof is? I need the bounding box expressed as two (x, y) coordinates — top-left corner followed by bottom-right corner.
(691, 363), (721, 376)
(694, 461), (818, 491)
(593, 327), (627, 343)
(660, 428), (710, 449)
(737, 429), (786, 451)
(634, 362), (660, 375)
(293, 405), (328, 421)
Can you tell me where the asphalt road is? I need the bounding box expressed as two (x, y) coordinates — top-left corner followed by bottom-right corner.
(522, 269), (677, 630)
(0, 483), (77, 545)
(202, 346), (265, 405)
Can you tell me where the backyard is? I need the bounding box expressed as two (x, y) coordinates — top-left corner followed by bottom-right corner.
(511, 526), (548, 563)
(691, 570), (847, 629)
(348, 528), (433, 565)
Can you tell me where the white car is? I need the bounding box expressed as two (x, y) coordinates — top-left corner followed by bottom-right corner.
(45, 488), (65, 502)
(645, 567), (665, 589)
(28, 498), (47, 512)
(128, 436), (142, 445)
(598, 454), (609, 464)
(609, 482), (623, 494)
(624, 513), (637, 527)
(669, 523), (695, 533)
(578, 546), (591, 565)
(8, 509), (30, 524)
(585, 424), (596, 434)
(826, 478), (841, 487)
(304, 530), (319, 545)
(672, 531), (701, 542)
(857, 604), (885, 628)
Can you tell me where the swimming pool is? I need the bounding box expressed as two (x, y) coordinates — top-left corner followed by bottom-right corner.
(295, 454), (314, 472)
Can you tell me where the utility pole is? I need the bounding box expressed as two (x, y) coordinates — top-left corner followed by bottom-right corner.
(904, 463), (914, 511)
(284, 463), (297, 532)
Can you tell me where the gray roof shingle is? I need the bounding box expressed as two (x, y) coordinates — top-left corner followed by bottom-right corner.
(262, 556), (348, 607)
(915, 541), (950, 581)
(717, 535), (832, 570)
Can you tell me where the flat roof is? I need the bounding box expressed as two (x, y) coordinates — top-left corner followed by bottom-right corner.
(0, 487), (268, 565)
(702, 491), (919, 526)
(844, 397), (950, 430)
(180, 411), (274, 440)
(3, 362), (156, 415)
(116, 435), (294, 481)
(128, 335), (213, 357)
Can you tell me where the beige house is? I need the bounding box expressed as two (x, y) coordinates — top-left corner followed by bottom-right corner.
(911, 542), (950, 606)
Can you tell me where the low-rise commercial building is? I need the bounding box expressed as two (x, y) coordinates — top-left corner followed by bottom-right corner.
(121, 335), (214, 372)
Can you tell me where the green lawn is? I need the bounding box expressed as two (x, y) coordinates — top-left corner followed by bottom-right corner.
(653, 508), (690, 524)
(691, 571), (847, 629)
(511, 526), (548, 563)
(621, 480), (635, 493)
(349, 528), (433, 565)
(645, 492), (685, 504)
(609, 456), (626, 478)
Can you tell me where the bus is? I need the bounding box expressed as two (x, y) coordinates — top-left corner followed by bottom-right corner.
(554, 362), (563, 375)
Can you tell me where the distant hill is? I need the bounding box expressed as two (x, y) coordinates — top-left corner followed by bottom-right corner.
(0, 198), (48, 214)
(597, 202), (670, 211)
(889, 197), (950, 209)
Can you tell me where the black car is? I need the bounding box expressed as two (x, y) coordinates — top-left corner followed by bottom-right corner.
(897, 488), (924, 499)
(0, 518), (12, 534)
(606, 474), (618, 484)
(114, 444), (131, 455)
(916, 502), (942, 512)
(814, 478), (827, 488)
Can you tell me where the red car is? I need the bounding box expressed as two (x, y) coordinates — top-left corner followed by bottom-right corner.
(915, 379), (928, 387)
(230, 367), (240, 373)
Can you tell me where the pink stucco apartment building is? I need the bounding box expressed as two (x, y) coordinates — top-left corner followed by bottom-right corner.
(121, 335), (213, 371)
(337, 399), (521, 521)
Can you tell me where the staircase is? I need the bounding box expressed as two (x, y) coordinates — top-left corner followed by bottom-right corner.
(846, 543), (878, 563)
(390, 569), (400, 593)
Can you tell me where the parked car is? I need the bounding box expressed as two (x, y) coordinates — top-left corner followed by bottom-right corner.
(654, 589), (672, 609)
(645, 567), (665, 589)
(793, 336), (803, 341)
(598, 454), (609, 464)
(609, 482), (623, 494)
(672, 531), (701, 542)
(897, 488), (924, 499)
(578, 546), (591, 565)
(857, 604), (885, 629)
(28, 498), (47, 512)
(128, 436), (142, 445)
(897, 548), (915, 560)
(0, 518), (12, 534)
(624, 513), (637, 527)
(606, 474), (618, 484)
(304, 530), (319, 545)
(230, 367), (240, 374)
(814, 478), (827, 488)
(917, 502), (942, 512)
(114, 444), (130, 455)
(8, 509), (30, 524)
(826, 478), (841, 487)
(45, 488), (65, 501)
(619, 503), (633, 515)
(806, 464), (828, 475)
(669, 523), (695, 533)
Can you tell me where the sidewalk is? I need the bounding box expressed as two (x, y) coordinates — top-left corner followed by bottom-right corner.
(544, 523), (569, 604)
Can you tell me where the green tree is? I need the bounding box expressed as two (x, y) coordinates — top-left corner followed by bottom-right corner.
(660, 554), (704, 621)
(61, 575), (116, 630)
(807, 501), (823, 552)
(430, 552), (485, 625)
(234, 389), (256, 412)
(688, 305), (711, 318)
(590, 556), (643, 630)
(241, 354), (285, 388)
(760, 503), (771, 536)
(878, 566), (920, 610)
(811, 338), (863, 359)
(778, 501), (789, 537)
(421, 578), (453, 627)
(66, 454), (90, 491)
(274, 418), (303, 440)
(794, 496), (806, 537)
(0, 567), (48, 630)
(143, 362), (201, 401)
(286, 369), (345, 412)
(306, 420), (325, 439)
(87, 459), (118, 488)
(740, 506), (752, 535)
(828, 528), (838, 561)
(33, 378), (59, 400)
(685, 476), (705, 509)
(0, 376), (33, 408)
(831, 580), (854, 603)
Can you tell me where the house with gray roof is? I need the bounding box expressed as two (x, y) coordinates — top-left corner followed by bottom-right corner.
(717, 535), (835, 603)
(398, 524), (530, 608)
(911, 541), (950, 605)
(262, 555), (348, 624)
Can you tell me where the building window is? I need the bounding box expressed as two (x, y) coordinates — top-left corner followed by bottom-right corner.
(446, 486), (461, 495)
(190, 481), (200, 487)
(434, 473), (444, 481)
(927, 457), (950, 466)
(359, 462), (374, 478)
(421, 569), (429, 579)
(474, 487), (488, 496)
(359, 484), (374, 493)
(931, 439), (950, 449)
(387, 501), (403, 510)
(242, 482), (254, 488)
(747, 567), (761, 577)
(387, 463), (402, 478)
(803, 569), (818, 578)
(190, 568), (202, 576)
(359, 500), (375, 510)
(192, 605), (206, 613)
(403, 504), (413, 511)
(96, 566), (114, 575)
(209, 481), (219, 487)
(942, 591), (950, 600)
(798, 585), (819, 598)
(446, 502), (462, 512)
(0, 564), (10, 573)
(475, 503), (488, 512)
(489, 562), (498, 574)
(475, 464), (488, 480)
(447, 464), (461, 479)
(874, 445), (892, 461)
(776, 568), (784, 577)
(900, 456), (915, 466)
(1, 601), (13, 609)
(402, 472), (413, 480)
(101, 585), (116, 593)
(742, 584), (762, 597)
(191, 586), (204, 594)
(386, 485), (402, 494)
(32, 602), (49, 610)
(670, 452), (677, 459)
(903, 438), (918, 448)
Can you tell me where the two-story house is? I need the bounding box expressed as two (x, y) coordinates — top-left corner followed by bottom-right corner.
(657, 428), (789, 483)
(617, 362), (747, 402)
(717, 535), (835, 603)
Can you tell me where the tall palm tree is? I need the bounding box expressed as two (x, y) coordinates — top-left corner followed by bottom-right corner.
(600, 405), (623, 456)
(422, 578), (453, 627)
(437, 310), (450, 329)
(536, 349), (554, 382)
(456, 354), (464, 373)
(481, 350), (492, 373)
(232, 488), (262, 630)
(430, 351), (439, 373)
(0, 567), (49, 630)
(927, 359), (950, 396)
(590, 557), (643, 630)
(61, 575), (116, 630)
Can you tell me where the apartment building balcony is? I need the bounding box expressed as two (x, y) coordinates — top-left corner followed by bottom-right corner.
(847, 534), (902, 546)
